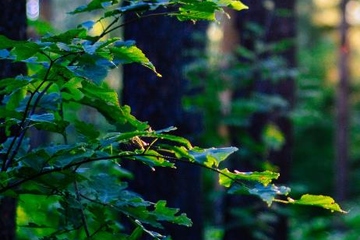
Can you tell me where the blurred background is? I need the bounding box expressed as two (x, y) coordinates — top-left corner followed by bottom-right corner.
(23, 0), (360, 239)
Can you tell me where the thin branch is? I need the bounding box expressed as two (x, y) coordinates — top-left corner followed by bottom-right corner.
(98, 16), (120, 38)
(89, 224), (107, 238)
(0, 154), (128, 193)
(2, 60), (55, 171)
(100, 11), (176, 37)
(0, 149), (256, 196)
(74, 180), (91, 237)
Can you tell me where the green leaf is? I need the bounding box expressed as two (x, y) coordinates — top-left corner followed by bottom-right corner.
(289, 194), (347, 213)
(129, 226), (143, 240)
(0, 35), (23, 49)
(175, 1), (218, 21)
(73, 62), (108, 85)
(42, 28), (87, 44)
(219, 168), (279, 187)
(133, 220), (165, 239)
(20, 148), (50, 171)
(70, 0), (119, 14)
(84, 174), (130, 203)
(0, 77), (30, 95)
(71, 81), (148, 130)
(4, 88), (27, 112)
(217, 0), (248, 10)
(189, 147), (238, 168)
(107, 2), (151, 17)
(61, 77), (84, 101)
(110, 43), (161, 77)
(133, 149), (175, 168)
(77, 82), (147, 129)
(153, 200), (192, 226)
(11, 42), (40, 61)
(248, 184), (290, 206)
(33, 120), (69, 134)
(74, 120), (100, 139)
(37, 92), (61, 111)
(262, 123), (285, 151)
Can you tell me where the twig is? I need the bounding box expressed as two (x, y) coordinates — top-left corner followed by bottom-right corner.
(74, 179), (91, 237)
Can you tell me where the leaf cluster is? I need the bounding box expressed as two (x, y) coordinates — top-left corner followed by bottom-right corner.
(0, 0), (344, 239)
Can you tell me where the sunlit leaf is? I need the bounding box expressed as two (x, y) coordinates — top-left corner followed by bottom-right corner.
(153, 200), (192, 226)
(262, 123), (285, 151)
(219, 168), (279, 187)
(110, 43), (161, 77)
(175, 1), (218, 21)
(217, 0), (248, 10)
(289, 194), (347, 213)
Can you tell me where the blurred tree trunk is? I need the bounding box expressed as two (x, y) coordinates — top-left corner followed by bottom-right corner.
(335, 0), (349, 202)
(122, 13), (206, 239)
(223, 0), (295, 239)
(0, 1), (27, 239)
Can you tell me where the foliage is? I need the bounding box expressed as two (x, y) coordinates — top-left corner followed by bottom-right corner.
(0, 0), (344, 239)
(184, 21), (346, 237)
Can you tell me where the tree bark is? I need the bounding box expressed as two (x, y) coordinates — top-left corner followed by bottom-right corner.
(122, 13), (206, 239)
(223, 1), (295, 239)
(0, 1), (27, 239)
(335, 0), (349, 202)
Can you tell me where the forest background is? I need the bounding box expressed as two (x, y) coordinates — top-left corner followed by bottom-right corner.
(0, 0), (359, 239)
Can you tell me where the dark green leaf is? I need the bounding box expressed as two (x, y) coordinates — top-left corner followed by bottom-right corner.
(11, 42), (40, 61)
(189, 147), (238, 167)
(4, 88), (27, 112)
(129, 226), (143, 240)
(110, 44), (161, 77)
(70, 0), (119, 14)
(74, 120), (100, 139)
(73, 62), (108, 85)
(77, 81), (148, 129)
(38, 92), (61, 111)
(153, 200), (192, 226)
(0, 77), (30, 95)
(0, 35), (23, 49)
(33, 120), (69, 134)
(42, 28), (87, 44)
